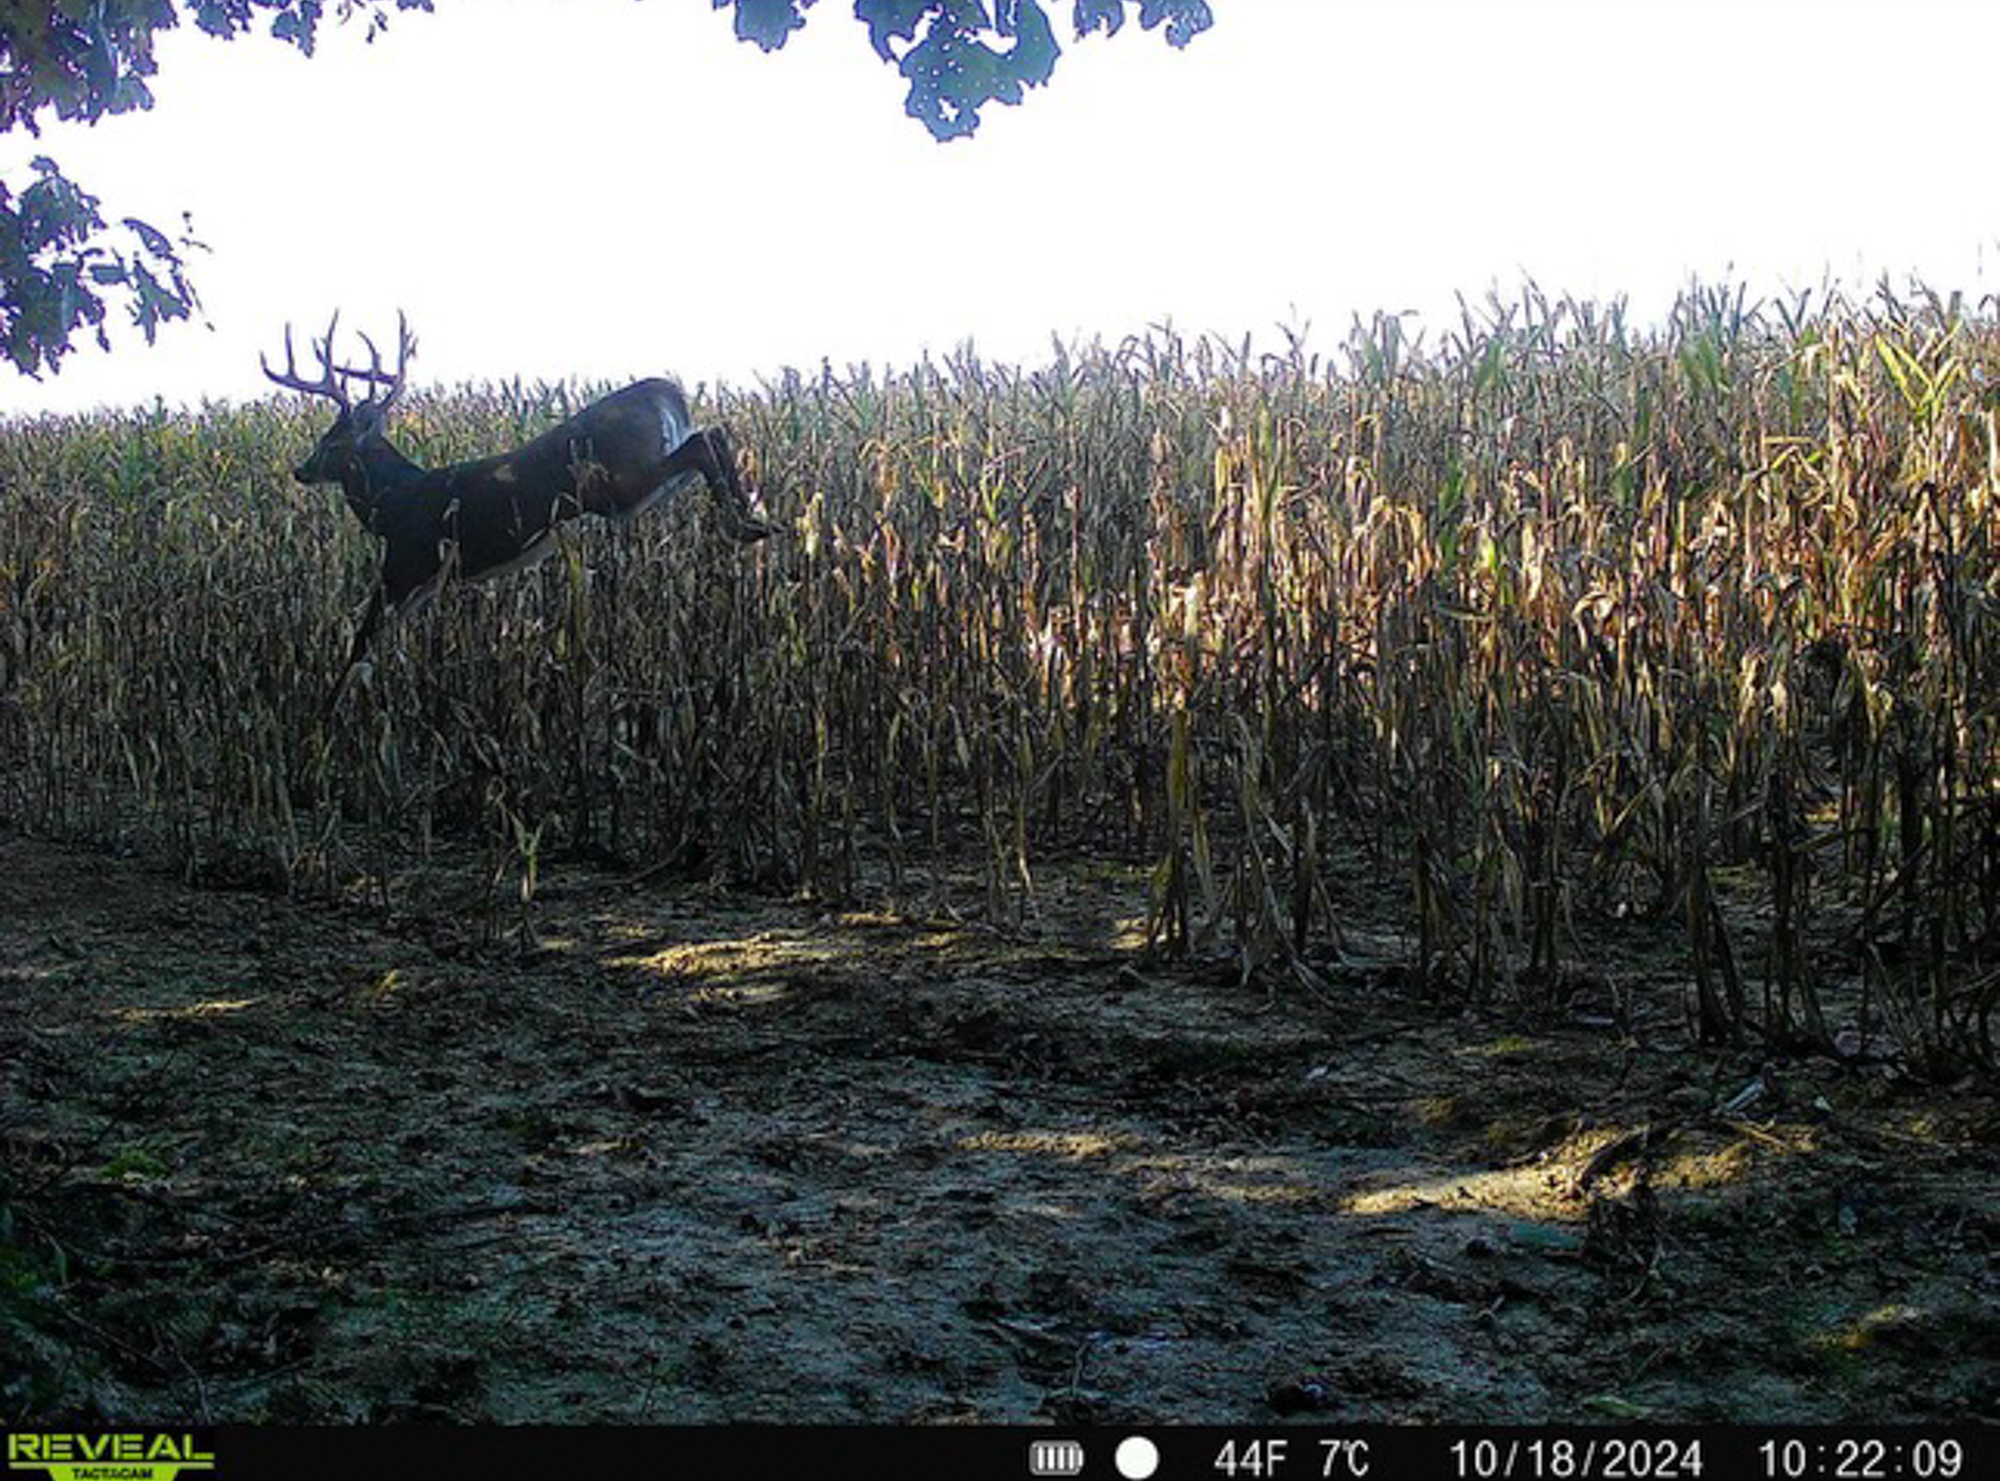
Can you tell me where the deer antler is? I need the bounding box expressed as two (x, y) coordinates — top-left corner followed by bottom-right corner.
(262, 311), (417, 410)
(349, 311), (415, 410)
(261, 311), (351, 409)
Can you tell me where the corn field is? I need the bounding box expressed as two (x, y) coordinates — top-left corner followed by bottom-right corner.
(2, 280), (1996, 1072)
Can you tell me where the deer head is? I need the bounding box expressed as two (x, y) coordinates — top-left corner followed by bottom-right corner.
(261, 312), (416, 492)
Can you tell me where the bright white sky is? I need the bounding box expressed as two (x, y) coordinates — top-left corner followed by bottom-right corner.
(6, 0), (2000, 416)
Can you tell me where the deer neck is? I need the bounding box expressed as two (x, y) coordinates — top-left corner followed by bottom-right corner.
(339, 439), (427, 528)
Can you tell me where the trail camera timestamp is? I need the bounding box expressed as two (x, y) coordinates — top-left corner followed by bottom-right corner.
(1758, 1436), (1964, 1479)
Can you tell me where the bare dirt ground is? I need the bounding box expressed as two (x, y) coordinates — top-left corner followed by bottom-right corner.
(2, 825), (1995, 1425)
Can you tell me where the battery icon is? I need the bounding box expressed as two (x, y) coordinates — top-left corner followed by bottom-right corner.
(1028, 1438), (1086, 1476)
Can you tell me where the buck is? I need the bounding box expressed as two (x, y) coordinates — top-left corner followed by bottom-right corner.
(262, 313), (773, 705)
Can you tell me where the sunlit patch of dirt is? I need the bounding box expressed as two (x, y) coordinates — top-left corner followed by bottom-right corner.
(2, 828), (1994, 1423)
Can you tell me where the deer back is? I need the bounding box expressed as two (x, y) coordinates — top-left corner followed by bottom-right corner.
(497, 379), (703, 521)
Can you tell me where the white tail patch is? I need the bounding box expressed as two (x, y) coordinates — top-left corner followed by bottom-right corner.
(656, 381), (694, 452)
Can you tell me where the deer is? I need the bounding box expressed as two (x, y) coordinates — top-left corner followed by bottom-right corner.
(261, 312), (773, 709)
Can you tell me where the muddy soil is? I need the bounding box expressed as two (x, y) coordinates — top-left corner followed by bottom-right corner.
(1, 827), (1995, 1424)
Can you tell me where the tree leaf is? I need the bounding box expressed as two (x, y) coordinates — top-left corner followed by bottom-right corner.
(720, 0), (813, 52)
(121, 215), (174, 259)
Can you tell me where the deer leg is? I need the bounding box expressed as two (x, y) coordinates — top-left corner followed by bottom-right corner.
(323, 583), (387, 719)
(664, 428), (772, 542)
